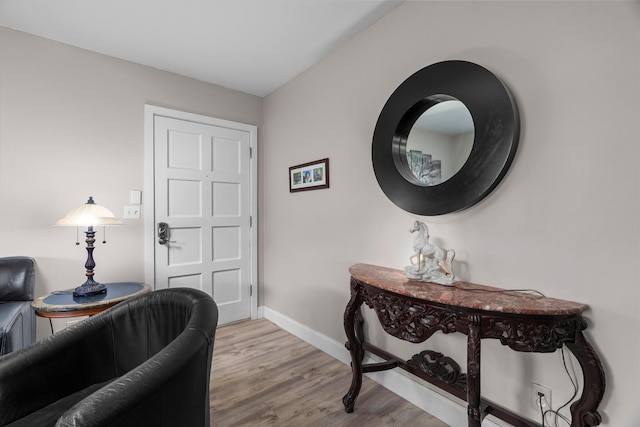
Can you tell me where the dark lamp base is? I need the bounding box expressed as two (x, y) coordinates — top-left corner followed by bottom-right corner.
(73, 282), (107, 297)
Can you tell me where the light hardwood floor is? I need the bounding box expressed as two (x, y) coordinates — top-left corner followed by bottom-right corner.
(210, 319), (448, 427)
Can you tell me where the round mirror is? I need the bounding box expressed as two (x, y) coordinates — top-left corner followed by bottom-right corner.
(372, 60), (519, 216)
(405, 99), (474, 186)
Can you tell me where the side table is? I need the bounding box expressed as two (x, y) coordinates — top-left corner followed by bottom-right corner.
(32, 282), (151, 333)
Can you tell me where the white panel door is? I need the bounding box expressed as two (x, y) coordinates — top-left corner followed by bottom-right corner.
(151, 113), (255, 325)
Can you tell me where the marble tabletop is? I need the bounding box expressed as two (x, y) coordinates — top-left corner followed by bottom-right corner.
(32, 282), (151, 313)
(349, 263), (587, 316)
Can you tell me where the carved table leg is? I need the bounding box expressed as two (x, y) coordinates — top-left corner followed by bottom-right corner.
(564, 327), (605, 427)
(342, 282), (364, 413)
(467, 314), (482, 427)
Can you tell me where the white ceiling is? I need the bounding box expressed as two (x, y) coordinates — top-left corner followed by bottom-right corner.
(0, 0), (403, 97)
(414, 100), (475, 135)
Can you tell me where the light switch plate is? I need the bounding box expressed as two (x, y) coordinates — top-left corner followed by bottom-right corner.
(124, 205), (141, 219)
(130, 190), (142, 205)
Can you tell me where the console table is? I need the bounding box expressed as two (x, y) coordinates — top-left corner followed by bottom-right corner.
(342, 264), (605, 427)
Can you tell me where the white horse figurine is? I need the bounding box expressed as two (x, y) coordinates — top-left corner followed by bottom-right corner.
(404, 221), (456, 285)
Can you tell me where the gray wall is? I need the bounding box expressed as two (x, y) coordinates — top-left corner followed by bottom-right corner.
(0, 26), (262, 335)
(262, 1), (639, 424)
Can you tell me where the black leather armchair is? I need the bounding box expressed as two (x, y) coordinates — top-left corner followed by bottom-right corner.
(0, 288), (218, 427)
(0, 256), (36, 356)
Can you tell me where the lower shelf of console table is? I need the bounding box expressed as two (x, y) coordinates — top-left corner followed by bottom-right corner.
(342, 264), (605, 427)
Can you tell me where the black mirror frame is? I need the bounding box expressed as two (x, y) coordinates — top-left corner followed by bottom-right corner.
(372, 60), (520, 216)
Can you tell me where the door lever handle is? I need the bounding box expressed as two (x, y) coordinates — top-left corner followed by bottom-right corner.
(157, 222), (176, 245)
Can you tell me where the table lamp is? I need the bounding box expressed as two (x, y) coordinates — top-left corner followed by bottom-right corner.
(56, 197), (122, 297)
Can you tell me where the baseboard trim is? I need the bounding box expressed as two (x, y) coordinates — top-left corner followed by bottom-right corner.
(262, 306), (501, 427)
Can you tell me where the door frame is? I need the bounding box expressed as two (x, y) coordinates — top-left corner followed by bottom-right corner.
(143, 104), (258, 320)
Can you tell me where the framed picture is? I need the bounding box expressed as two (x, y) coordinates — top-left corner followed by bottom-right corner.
(289, 158), (330, 192)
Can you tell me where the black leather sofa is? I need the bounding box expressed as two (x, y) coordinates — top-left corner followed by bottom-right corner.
(0, 256), (36, 356)
(0, 288), (218, 427)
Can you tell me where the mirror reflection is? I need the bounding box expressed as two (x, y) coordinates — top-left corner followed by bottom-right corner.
(405, 100), (474, 186)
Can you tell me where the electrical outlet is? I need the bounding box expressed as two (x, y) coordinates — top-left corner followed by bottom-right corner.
(531, 383), (552, 410)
